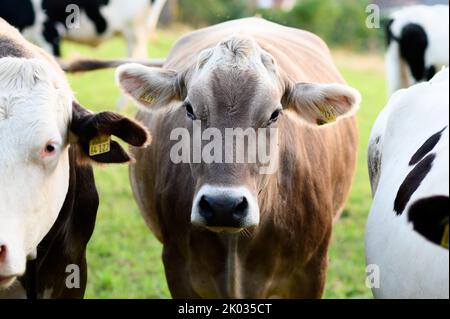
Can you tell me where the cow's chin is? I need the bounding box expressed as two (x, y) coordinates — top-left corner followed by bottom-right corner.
(0, 275), (18, 290)
(205, 226), (244, 234)
(199, 225), (258, 235)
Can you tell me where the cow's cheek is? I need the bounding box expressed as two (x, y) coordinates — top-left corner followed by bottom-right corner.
(23, 151), (70, 255)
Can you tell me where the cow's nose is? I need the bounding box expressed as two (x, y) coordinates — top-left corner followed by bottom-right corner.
(198, 194), (249, 228)
(0, 244), (7, 264)
(191, 185), (260, 231)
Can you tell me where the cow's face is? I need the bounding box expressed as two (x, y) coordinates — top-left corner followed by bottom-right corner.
(0, 57), (148, 288)
(117, 36), (360, 233)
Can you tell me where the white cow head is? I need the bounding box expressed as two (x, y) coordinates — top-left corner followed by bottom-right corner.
(0, 57), (149, 289)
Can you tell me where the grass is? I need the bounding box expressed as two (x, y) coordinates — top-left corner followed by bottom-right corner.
(62, 29), (387, 299)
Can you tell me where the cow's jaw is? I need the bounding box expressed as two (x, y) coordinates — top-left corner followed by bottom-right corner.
(191, 184), (260, 233)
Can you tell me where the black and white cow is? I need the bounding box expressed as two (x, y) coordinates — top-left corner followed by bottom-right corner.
(0, 0), (167, 58)
(0, 18), (149, 299)
(385, 5), (449, 96)
(366, 68), (449, 299)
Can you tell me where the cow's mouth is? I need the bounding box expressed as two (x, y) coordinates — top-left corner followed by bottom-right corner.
(202, 225), (257, 236)
(204, 226), (244, 234)
(0, 275), (17, 289)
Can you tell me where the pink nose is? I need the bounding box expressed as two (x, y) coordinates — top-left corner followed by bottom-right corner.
(0, 244), (7, 264)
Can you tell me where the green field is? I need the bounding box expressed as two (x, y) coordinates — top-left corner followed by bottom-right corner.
(63, 29), (388, 299)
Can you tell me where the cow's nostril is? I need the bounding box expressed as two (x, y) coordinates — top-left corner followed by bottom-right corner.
(233, 197), (248, 219)
(0, 245), (7, 263)
(199, 195), (213, 219)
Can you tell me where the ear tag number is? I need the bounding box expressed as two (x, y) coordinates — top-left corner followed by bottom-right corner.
(89, 135), (111, 156)
(318, 104), (336, 124)
(442, 224), (449, 249)
(140, 91), (155, 104)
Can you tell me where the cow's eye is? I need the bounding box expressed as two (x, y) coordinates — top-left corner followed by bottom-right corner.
(46, 144), (56, 153)
(41, 142), (58, 157)
(269, 109), (282, 124)
(184, 101), (196, 120)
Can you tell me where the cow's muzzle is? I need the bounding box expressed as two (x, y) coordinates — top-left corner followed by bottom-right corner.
(191, 185), (260, 232)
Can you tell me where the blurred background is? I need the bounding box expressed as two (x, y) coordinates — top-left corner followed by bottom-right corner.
(160, 0), (448, 50)
(1, 0), (448, 298)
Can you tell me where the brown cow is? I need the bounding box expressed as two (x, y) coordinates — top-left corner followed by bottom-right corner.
(117, 18), (360, 298)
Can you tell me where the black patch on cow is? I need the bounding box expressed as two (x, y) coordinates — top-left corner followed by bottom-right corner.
(42, 0), (110, 34)
(385, 18), (396, 47)
(408, 196), (449, 248)
(409, 126), (447, 166)
(42, 19), (61, 57)
(399, 23), (428, 82)
(26, 259), (37, 299)
(394, 153), (436, 216)
(0, 0), (35, 31)
(426, 65), (437, 81)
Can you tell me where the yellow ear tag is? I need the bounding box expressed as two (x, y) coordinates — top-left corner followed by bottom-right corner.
(89, 135), (111, 156)
(441, 224), (449, 249)
(318, 105), (336, 124)
(140, 91), (155, 104)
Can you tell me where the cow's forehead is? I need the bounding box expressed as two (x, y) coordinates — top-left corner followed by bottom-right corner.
(1, 83), (70, 122)
(188, 67), (278, 121)
(188, 44), (280, 114)
(0, 58), (72, 138)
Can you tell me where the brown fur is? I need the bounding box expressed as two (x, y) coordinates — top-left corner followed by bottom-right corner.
(130, 18), (358, 298)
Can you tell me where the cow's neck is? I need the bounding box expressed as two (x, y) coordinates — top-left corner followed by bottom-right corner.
(218, 234), (243, 298)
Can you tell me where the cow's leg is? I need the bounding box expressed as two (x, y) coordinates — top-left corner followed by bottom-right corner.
(135, 29), (149, 59)
(124, 3), (150, 59)
(386, 42), (412, 96)
(116, 24), (148, 110)
(42, 20), (62, 57)
(162, 246), (200, 298)
(130, 24), (149, 59)
(115, 27), (135, 109)
(147, 0), (167, 41)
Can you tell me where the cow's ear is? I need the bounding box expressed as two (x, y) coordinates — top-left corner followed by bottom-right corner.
(116, 63), (184, 109)
(284, 83), (361, 125)
(70, 101), (150, 164)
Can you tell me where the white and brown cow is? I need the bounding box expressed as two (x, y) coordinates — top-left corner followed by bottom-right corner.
(0, 18), (149, 299)
(366, 68), (449, 299)
(116, 18), (360, 298)
(0, 0), (167, 58)
(385, 5), (449, 96)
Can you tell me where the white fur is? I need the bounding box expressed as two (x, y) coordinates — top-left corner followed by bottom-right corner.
(0, 57), (72, 289)
(21, 0), (166, 58)
(386, 5), (449, 96)
(366, 68), (449, 299)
